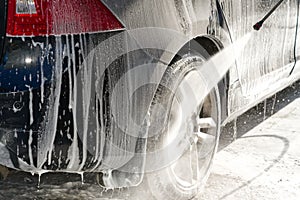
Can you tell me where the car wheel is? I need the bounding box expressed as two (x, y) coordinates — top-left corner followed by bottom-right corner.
(146, 55), (221, 200)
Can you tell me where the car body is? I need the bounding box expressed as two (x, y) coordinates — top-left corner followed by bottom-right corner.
(0, 0), (299, 196)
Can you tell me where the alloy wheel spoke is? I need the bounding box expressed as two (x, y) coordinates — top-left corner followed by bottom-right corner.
(197, 117), (216, 129)
(189, 143), (200, 183)
(195, 131), (215, 142)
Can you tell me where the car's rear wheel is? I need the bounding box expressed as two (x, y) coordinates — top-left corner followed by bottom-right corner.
(146, 55), (221, 200)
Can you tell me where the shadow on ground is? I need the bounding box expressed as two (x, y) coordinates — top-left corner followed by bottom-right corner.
(219, 80), (300, 151)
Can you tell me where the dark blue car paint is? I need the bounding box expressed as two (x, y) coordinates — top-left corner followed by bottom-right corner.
(0, 38), (53, 93)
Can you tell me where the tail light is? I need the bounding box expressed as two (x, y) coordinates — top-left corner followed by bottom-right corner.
(7, 0), (124, 36)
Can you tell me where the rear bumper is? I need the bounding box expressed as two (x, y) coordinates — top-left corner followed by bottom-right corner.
(0, 35), (98, 171)
(0, 31), (149, 178)
(0, 86), (51, 169)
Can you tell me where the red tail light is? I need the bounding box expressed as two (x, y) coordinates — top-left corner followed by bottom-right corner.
(7, 0), (124, 36)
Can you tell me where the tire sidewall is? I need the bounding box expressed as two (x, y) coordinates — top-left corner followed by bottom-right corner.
(146, 55), (221, 200)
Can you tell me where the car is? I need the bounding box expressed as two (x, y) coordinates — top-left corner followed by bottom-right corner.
(0, 0), (299, 199)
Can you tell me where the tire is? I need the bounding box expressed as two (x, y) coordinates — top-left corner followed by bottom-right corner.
(145, 55), (221, 200)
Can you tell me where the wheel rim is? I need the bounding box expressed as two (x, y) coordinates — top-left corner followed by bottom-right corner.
(164, 69), (220, 191)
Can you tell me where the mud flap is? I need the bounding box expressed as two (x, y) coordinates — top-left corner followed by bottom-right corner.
(101, 121), (148, 188)
(0, 143), (16, 170)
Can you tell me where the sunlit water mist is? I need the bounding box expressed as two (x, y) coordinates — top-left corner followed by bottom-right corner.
(38, 32), (254, 177)
(0, 32), (253, 200)
(193, 31), (253, 103)
(144, 31), (253, 174)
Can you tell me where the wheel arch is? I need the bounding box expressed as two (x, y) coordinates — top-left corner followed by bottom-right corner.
(172, 35), (229, 124)
(195, 35), (229, 124)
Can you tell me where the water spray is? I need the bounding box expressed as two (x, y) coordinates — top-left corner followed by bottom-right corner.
(253, 0), (285, 31)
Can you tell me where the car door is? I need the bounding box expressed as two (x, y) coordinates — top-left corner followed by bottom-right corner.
(220, 0), (295, 95)
(295, 0), (300, 71)
(0, 0), (7, 63)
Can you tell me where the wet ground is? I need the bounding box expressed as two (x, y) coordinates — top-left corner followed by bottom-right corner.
(199, 80), (300, 200)
(1, 81), (300, 200)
